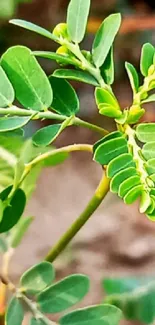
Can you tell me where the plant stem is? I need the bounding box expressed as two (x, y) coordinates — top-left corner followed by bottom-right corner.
(26, 144), (93, 169)
(20, 294), (56, 325)
(0, 107), (108, 136)
(45, 173), (110, 262)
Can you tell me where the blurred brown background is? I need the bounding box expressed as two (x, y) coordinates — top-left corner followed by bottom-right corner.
(1, 1), (155, 323)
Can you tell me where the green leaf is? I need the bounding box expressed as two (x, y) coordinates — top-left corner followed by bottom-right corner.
(33, 117), (72, 147)
(59, 304), (122, 325)
(92, 14), (121, 68)
(53, 69), (99, 86)
(0, 0), (16, 19)
(142, 142), (155, 160)
(93, 131), (123, 153)
(0, 200), (4, 222)
(49, 76), (79, 116)
(99, 104), (122, 118)
(103, 276), (155, 324)
(118, 175), (141, 198)
(37, 274), (90, 313)
(125, 62), (139, 94)
(1, 46), (53, 111)
(140, 191), (152, 213)
(20, 261), (55, 294)
(100, 47), (114, 85)
(9, 19), (58, 42)
(33, 124), (61, 147)
(67, 0), (91, 43)
(136, 123), (155, 143)
(0, 116), (32, 132)
(127, 106), (145, 125)
(10, 216), (34, 248)
(30, 318), (45, 325)
(107, 153), (136, 178)
(110, 167), (137, 193)
(0, 188), (26, 233)
(94, 137), (128, 165)
(33, 51), (77, 66)
(0, 66), (15, 107)
(124, 184), (143, 204)
(140, 43), (155, 76)
(95, 88), (120, 112)
(142, 94), (155, 104)
(5, 296), (24, 325)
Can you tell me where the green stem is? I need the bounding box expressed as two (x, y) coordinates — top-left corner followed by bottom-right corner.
(0, 106), (108, 136)
(26, 143), (93, 169)
(45, 173), (110, 262)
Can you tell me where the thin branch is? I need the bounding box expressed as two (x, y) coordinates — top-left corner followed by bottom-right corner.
(45, 173), (110, 262)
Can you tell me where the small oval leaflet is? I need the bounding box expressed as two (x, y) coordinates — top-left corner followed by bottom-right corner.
(136, 123), (155, 143)
(94, 137), (128, 165)
(37, 274), (90, 313)
(1, 46), (53, 111)
(93, 131), (122, 153)
(49, 76), (79, 116)
(0, 116), (32, 132)
(0, 188), (26, 233)
(59, 304), (122, 325)
(33, 124), (62, 147)
(124, 184), (143, 205)
(53, 69), (99, 87)
(142, 142), (155, 160)
(100, 47), (114, 85)
(0, 66), (15, 107)
(118, 175), (141, 198)
(5, 296), (24, 325)
(140, 43), (155, 77)
(33, 51), (78, 67)
(107, 153), (136, 178)
(110, 167), (137, 193)
(67, 0), (91, 43)
(95, 87), (120, 110)
(125, 62), (139, 94)
(10, 19), (58, 42)
(140, 191), (152, 214)
(20, 261), (55, 294)
(33, 117), (72, 146)
(92, 13), (121, 68)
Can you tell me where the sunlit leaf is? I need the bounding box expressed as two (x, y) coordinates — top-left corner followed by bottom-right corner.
(37, 274), (90, 313)
(53, 69), (99, 86)
(107, 153), (136, 178)
(20, 262), (55, 294)
(110, 167), (137, 193)
(140, 43), (155, 77)
(136, 123), (155, 143)
(67, 0), (91, 43)
(0, 66), (14, 107)
(59, 304), (122, 325)
(94, 137), (128, 165)
(125, 62), (139, 94)
(10, 19), (58, 41)
(1, 46), (53, 111)
(92, 14), (121, 67)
